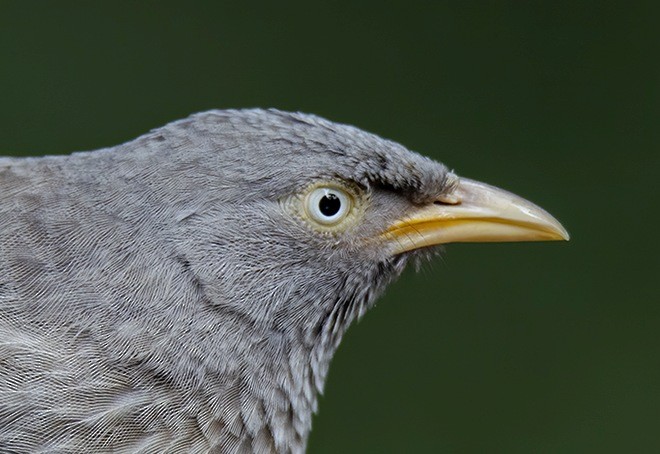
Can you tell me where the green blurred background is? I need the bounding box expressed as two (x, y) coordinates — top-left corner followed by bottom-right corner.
(1, 1), (658, 452)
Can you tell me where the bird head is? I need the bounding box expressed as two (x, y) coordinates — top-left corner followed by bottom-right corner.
(150, 109), (568, 362)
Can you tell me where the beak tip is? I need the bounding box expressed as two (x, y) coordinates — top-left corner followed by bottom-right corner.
(545, 216), (570, 242)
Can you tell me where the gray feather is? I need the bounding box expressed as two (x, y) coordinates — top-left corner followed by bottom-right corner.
(0, 109), (453, 453)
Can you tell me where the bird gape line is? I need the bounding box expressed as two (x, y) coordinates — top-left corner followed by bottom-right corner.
(0, 109), (568, 453)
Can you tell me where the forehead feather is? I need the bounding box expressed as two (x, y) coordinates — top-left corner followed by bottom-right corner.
(182, 109), (456, 203)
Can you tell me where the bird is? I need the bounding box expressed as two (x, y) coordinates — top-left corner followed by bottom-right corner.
(0, 109), (568, 453)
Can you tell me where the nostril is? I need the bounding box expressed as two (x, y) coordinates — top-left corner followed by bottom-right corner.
(435, 194), (461, 205)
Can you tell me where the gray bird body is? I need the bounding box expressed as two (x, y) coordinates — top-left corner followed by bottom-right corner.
(0, 109), (567, 453)
(0, 110), (454, 453)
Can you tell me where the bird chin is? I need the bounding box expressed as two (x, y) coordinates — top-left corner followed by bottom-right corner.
(390, 244), (444, 272)
(410, 245), (444, 270)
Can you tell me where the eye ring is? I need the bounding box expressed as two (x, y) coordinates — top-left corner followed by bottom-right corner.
(281, 180), (364, 233)
(305, 186), (352, 225)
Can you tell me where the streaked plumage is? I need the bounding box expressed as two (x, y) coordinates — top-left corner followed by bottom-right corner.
(0, 109), (567, 452)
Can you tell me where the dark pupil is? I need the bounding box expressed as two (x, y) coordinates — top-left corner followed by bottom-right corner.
(319, 193), (341, 217)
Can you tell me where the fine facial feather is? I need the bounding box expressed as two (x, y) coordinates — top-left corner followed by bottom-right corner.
(0, 109), (457, 453)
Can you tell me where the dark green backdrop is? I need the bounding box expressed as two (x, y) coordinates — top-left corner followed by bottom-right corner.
(1, 1), (658, 452)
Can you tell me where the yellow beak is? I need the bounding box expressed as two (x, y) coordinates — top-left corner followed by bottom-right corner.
(384, 178), (569, 254)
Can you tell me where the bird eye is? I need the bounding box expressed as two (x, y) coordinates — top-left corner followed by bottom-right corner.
(305, 187), (352, 225)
